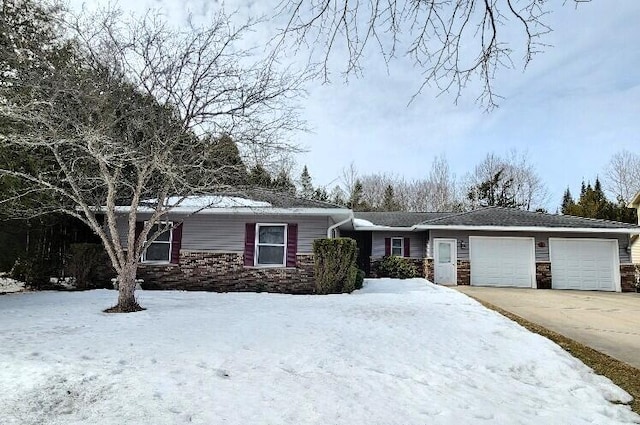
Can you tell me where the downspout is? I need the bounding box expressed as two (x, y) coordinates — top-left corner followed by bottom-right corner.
(327, 215), (354, 238)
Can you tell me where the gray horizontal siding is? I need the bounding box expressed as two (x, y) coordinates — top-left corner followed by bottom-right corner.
(428, 230), (631, 263)
(115, 213), (331, 254)
(371, 231), (427, 259)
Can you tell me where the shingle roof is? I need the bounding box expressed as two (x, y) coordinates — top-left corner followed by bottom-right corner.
(354, 211), (451, 227)
(420, 207), (640, 229)
(211, 188), (348, 209)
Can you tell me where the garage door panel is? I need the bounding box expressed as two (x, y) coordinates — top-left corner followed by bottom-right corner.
(470, 237), (535, 288)
(549, 239), (618, 291)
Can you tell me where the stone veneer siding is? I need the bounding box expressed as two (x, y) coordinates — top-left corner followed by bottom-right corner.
(456, 260), (470, 285)
(136, 252), (316, 294)
(536, 262), (552, 289)
(368, 257), (425, 278)
(620, 264), (639, 292)
(424, 258), (434, 282)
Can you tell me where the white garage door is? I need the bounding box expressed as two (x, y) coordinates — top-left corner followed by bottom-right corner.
(549, 239), (619, 291)
(469, 237), (535, 288)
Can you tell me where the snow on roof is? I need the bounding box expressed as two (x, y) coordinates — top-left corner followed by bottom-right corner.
(147, 196), (272, 209)
(353, 218), (376, 227)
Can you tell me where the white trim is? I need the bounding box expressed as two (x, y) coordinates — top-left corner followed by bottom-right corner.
(469, 236), (536, 288)
(390, 237), (404, 257)
(141, 221), (173, 264)
(354, 225), (416, 232)
(433, 238), (457, 285)
(420, 225), (640, 234)
(254, 223), (288, 268)
(548, 237), (621, 292)
(327, 215), (354, 238)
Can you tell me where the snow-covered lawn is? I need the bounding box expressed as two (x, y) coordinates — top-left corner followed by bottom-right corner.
(0, 279), (638, 425)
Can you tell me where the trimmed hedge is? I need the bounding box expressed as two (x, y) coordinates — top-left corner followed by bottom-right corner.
(313, 238), (364, 294)
(377, 255), (417, 279)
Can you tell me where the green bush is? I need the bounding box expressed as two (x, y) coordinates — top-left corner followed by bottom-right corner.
(377, 256), (417, 279)
(313, 238), (364, 294)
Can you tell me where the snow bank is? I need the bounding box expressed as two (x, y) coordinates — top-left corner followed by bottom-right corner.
(0, 275), (25, 294)
(0, 279), (637, 425)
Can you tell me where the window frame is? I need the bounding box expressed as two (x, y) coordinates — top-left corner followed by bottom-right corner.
(391, 237), (404, 257)
(254, 223), (288, 267)
(141, 221), (173, 264)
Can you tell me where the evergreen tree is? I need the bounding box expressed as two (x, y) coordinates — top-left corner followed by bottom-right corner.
(330, 185), (347, 206)
(299, 165), (314, 199)
(381, 185), (401, 211)
(348, 180), (370, 210)
(468, 169), (520, 208)
(272, 169), (296, 194)
(311, 187), (329, 202)
(562, 179), (637, 224)
(247, 165), (273, 188)
(560, 188), (575, 215)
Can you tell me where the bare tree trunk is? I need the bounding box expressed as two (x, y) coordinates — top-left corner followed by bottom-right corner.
(105, 263), (144, 313)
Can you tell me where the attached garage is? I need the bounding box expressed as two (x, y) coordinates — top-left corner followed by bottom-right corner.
(469, 237), (536, 288)
(549, 238), (620, 291)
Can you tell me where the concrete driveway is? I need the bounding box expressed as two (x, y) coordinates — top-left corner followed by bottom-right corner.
(455, 286), (640, 369)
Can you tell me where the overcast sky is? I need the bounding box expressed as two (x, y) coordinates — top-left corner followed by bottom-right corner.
(70, 0), (640, 210)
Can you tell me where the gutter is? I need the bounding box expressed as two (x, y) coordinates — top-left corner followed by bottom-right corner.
(327, 215), (354, 238)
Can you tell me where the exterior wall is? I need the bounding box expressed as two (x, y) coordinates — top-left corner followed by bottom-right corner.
(536, 262), (552, 289)
(428, 230), (632, 263)
(116, 213), (332, 254)
(620, 264), (640, 292)
(631, 236), (640, 263)
(371, 231), (427, 259)
(136, 252), (315, 294)
(457, 260), (470, 285)
(424, 258), (434, 282)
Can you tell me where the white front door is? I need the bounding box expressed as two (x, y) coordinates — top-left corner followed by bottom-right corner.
(434, 239), (457, 285)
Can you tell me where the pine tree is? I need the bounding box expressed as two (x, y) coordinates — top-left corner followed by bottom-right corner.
(272, 169), (296, 194)
(247, 165), (273, 188)
(381, 185), (400, 211)
(560, 188), (575, 215)
(299, 165), (314, 199)
(311, 187), (329, 202)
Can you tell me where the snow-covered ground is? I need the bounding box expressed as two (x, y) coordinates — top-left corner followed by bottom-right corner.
(0, 279), (638, 425)
(0, 275), (25, 294)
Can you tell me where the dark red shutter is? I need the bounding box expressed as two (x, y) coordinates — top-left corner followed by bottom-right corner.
(384, 238), (391, 256)
(244, 223), (256, 266)
(135, 221), (144, 248)
(170, 223), (183, 264)
(286, 223), (298, 267)
(404, 237), (411, 257)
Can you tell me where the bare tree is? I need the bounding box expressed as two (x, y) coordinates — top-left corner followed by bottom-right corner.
(0, 6), (305, 312)
(277, 0), (587, 108)
(465, 150), (548, 210)
(425, 155), (459, 211)
(604, 150), (640, 204)
(353, 155), (460, 212)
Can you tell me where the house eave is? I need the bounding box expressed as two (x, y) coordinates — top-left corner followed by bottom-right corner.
(418, 225), (640, 234)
